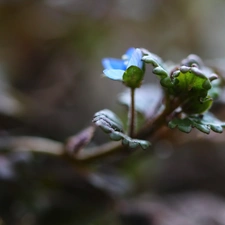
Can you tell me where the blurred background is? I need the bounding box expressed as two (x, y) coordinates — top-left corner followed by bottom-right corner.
(1, 0), (225, 224)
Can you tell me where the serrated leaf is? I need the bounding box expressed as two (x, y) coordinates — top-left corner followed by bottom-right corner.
(142, 54), (161, 67)
(143, 53), (221, 111)
(172, 65), (211, 98)
(142, 54), (172, 89)
(181, 96), (213, 114)
(170, 65), (217, 114)
(122, 136), (151, 149)
(118, 84), (163, 118)
(180, 54), (221, 100)
(168, 118), (192, 133)
(152, 66), (168, 77)
(93, 109), (124, 132)
(110, 131), (151, 150)
(181, 54), (219, 81)
(92, 109), (151, 150)
(168, 112), (225, 134)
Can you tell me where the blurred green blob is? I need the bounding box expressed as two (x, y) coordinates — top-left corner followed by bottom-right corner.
(169, 112), (225, 134)
(123, 66), (144, 88)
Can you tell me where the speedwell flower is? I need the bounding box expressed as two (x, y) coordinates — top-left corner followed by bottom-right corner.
(102, 47), (135, 70)
(102, 48), (144, 88)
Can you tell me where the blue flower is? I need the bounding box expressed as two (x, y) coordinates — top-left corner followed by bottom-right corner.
(102, 48), (135, 70)
(102, 48), (143, 81)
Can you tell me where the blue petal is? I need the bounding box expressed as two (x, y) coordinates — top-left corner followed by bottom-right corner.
(126, 48), (143, 69)
(102, 58), (126, 70)
(122, 47), (135, 60)
(103, 69), (124, 81)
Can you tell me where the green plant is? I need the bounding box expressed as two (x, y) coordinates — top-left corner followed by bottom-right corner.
(2, 47), (225, 225)
(88, 47), (225, 160)
(6, 47), (225, 162)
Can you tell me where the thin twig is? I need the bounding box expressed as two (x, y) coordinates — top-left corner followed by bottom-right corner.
(75, 141), (122, 162)
(136, 97), (182, 139)
(128, 88), (136, 138)
(0, 136), (64, 155)
(0, 99), (182, 163)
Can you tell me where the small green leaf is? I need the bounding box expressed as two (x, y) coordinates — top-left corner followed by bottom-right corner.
(153, 67), (168, 77)
(142, 54), (172, 89)
(142, 54), (161, 67)
(143, 53), (221, 114)
(168, 112), (225, 134)
(170, 64), (217, 114)
(93, 109), (151, 150)
(181, 96), (213, 114)
(168, 118), (192, 133)
(109, 131), (123, 141)
(93, 109), (124, 132)
(179, 54), (222, 99)
(123, 66), (144, 88)
(171, 65), (211, 98)
(122, 136), (150, 150)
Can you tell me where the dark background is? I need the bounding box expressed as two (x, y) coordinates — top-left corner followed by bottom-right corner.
(1, 0), (225, 225)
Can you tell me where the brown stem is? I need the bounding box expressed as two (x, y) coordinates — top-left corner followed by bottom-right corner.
(136, 97), (182, 139)
(75, 98), (182, 162)
(128, 88), (136, 138)
(1, 99), (182, 163)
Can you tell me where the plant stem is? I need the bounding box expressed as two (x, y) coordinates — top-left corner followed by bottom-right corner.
(1, 99), (183, 163)
(0, 136), (64, 155)
(136, 97), (182, 139)
(128, 87), (136, 138)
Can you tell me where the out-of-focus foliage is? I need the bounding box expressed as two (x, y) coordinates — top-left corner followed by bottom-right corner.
(168, 112), (225, 134)
(1, 1), (225, 225)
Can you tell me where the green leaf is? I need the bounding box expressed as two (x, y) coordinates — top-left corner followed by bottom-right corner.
(92, 109), (151, 150)
(123, 66), (144, 88)
(93, 109), (124, 133)
(172, 65), (211, 98)
(181, 54), (219, 81)
(143, 53), (221, 114)
(181, 96), (213, 114)
(168, 112), (225, 134)
(181, 54), (221, 99)
(168, 117), (192, 133)
(142, 54), (172, 89)
(171, 65), (217, 114)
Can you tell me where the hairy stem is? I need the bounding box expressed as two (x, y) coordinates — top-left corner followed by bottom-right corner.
(128, 88), (136, 138)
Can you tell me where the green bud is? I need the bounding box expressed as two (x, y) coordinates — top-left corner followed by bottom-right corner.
(123, 66), (144, 88)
